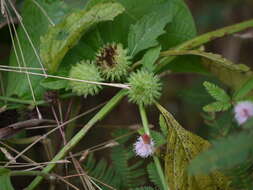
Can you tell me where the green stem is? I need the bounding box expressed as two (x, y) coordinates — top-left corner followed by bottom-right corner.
(139, 104), (150, 135)
(10, 170), (55, 181)
(25, 90), (127, 190)
(138, 104), (169, 190)
(0, 93), (74, 106)
(156, 18), (253, 73)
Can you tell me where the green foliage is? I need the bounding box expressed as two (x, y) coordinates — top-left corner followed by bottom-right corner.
(147, 163), (163, 190)
(227, 161), (253, 189)
(128, 2), (172, 57)
(188, 131), (253, 175)
(84, 154), (119, 190)
(40, 2), (125, 73)
(203, 81), (232, 112)
(203, 101), (231, 112)
(130, 187), (155, 190)
(0, 168), (14, 190)
(6, 0), (70, 99)
(150, 130), (166, 147)
(40, 78), (68, 90)
(159, 114), (168, 137)
(127, 70), (162, 106)
(203, 81), (230, 102)
(141, 46), (161, 72)
(201, 53), (252, 91)
(68, 61), (103, 97)
(233, 77), (253, 101)
(157, 104), (233, 190)
(111, 145), (146, 188)
(203, 111), (235, 139)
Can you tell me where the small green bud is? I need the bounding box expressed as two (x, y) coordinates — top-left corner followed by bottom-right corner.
(96, 43), (131, 81)
(68, 61), (103, 97)
(127, 70), (162, 106)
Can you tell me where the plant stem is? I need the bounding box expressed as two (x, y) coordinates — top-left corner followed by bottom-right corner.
(10, 170), (55, 181)
(156, 18), (253, 73)
(0, 92), (74, 106)
(139, 104), (150, 135)
(25, 90), (127, 190)
(138, 104), (169, 190)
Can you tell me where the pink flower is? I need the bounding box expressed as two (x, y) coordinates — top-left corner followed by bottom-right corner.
(134, 134), (155, 158)
(234, 101), (253, 125)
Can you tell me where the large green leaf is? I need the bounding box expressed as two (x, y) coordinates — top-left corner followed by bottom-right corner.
(40, 2), (125, 73)
(95, 0), (196, 49)
(0, 168), (14, 190)
(157, 104), (233, 190)
(128, 3), (172, 57)
(6, 0), (69, 98)
(159, 0), (197, 50)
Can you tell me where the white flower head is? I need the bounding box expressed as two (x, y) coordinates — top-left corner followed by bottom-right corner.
(234, 101), (253, 125)
(134, 134), (155, 158)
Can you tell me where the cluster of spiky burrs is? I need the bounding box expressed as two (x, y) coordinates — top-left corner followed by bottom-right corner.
(68, 43), (162, 106)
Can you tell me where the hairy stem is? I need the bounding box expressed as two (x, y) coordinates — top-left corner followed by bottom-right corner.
(138, 104), (169, 190)
(25, 90), (127, 190)
(156, 18), (253, 73)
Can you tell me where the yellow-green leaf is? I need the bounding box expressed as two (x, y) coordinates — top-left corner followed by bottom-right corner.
(156, 103), (233, 190)
(160, 50), (253, 90)
(40, 2), (125, 72)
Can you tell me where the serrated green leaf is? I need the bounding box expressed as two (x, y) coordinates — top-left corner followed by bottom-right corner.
(6, 0), (70, 98)
(40, 78), (68, 90)
(40, 2), (125, 73)
(203, 101), (231, 112)
(141, 46), (161, 72)
(0, 168), (14, 190)
(156, 103), (233, 190)
(188, 131), (253, 175)
(203, 81), (230, 102)
(128, 3), (172, 56)
(233, 77), (253, 101)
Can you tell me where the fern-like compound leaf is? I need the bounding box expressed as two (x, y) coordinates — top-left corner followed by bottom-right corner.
(203, 81), (230, 102)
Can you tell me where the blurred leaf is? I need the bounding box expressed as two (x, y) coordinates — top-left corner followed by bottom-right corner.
(233, 77), (253, 101)
(202, 55), (252, 91)
(159, 114), (168, 137)
(147, 163), (163, 190)
(157, 104), (233, 190)
(141, 46), (161, 72)
(6, 0), (70, 99)
(40, 78), (68, 90)
(40, 2), (125, 73)
(130, 187), (154, 190)
(161, 55), (205, 74)
(203, 101), (231, 112)
(150, 130), (166, 147)
(203, 81), (230, 102)
(0, 168), (14, 190)
(128, 3), (172, 57)
(188, 131), (253, 175)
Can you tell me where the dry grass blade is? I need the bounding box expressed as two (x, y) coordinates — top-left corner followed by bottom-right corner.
(4, 102), (105, 167)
